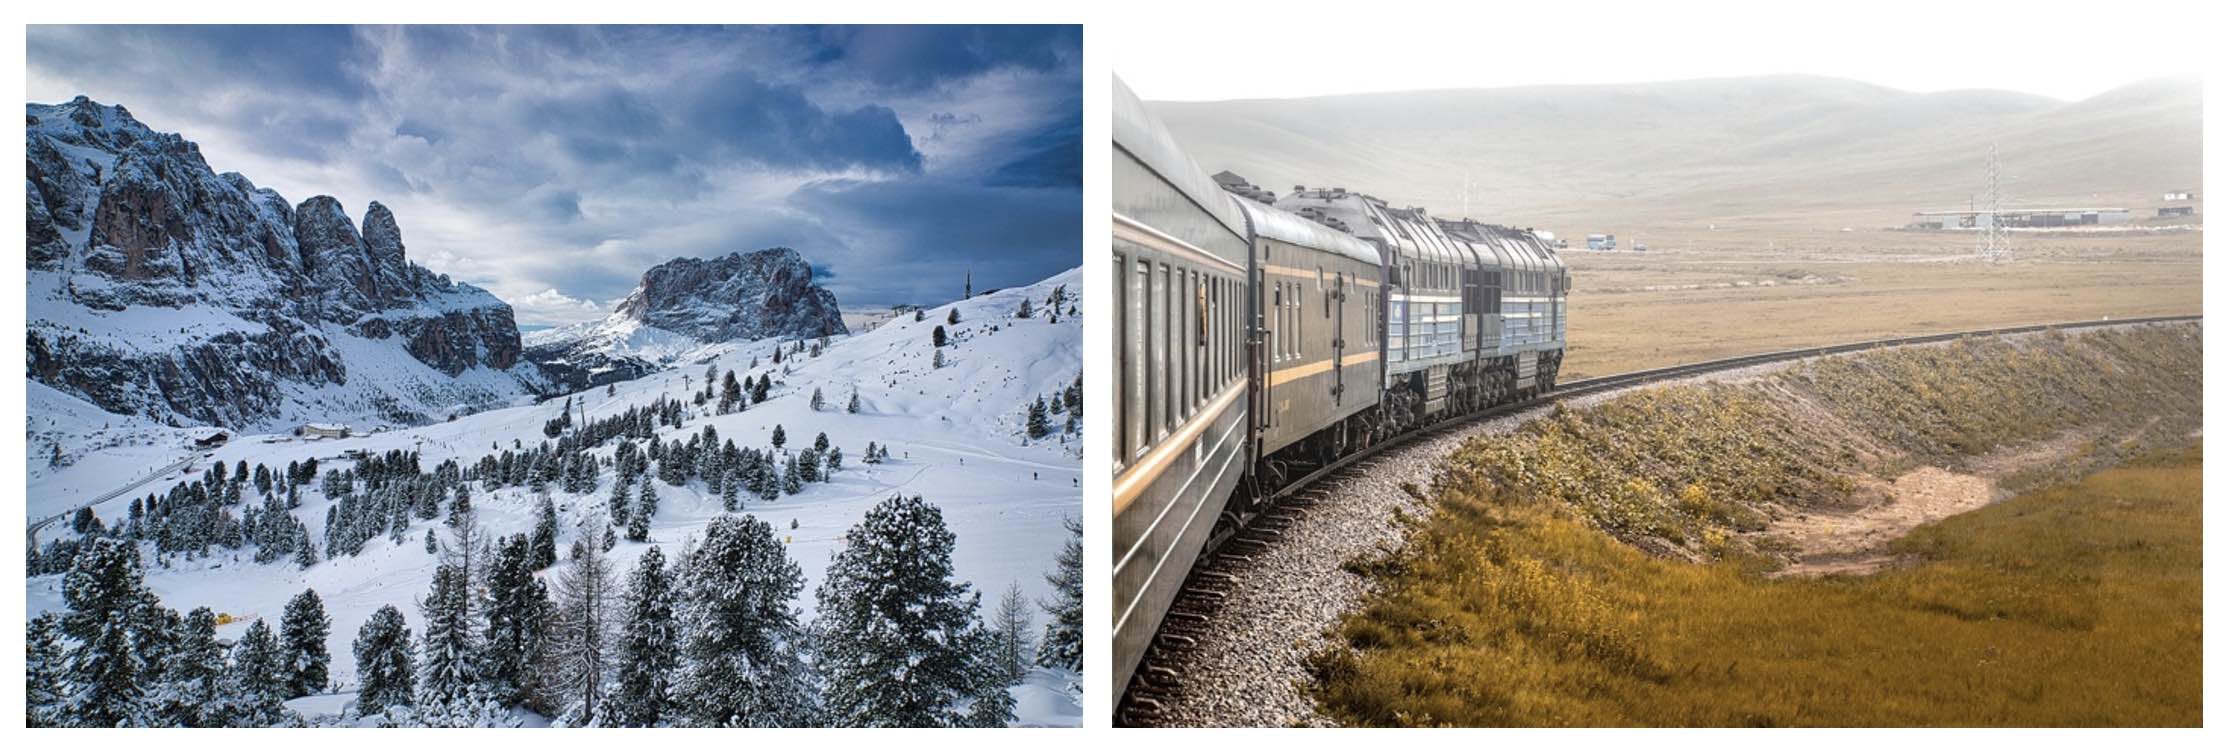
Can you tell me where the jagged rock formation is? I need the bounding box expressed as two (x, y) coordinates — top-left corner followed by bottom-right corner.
(525, 248), (846, 393)
(25, 96), (538, 430)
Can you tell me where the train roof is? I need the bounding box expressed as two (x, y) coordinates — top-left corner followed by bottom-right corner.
(1112, 76), (1248, 240)
(1230, 193), (1383, 268)
(1442, 218), (1565, 274)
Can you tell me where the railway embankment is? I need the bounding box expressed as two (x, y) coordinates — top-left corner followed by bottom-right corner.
(1312, 321), (2202, 726)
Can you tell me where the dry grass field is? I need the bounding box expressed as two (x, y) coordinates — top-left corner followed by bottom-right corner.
(1560, 227), (2201, 377)
(1312, 327), (2204, 726)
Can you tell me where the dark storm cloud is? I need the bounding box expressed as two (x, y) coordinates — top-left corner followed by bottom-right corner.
(27, 24), (1081, 324)
(794, 25), (1081, 91)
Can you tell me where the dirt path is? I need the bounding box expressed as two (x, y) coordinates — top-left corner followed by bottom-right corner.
(1764, 425), (2122, 577)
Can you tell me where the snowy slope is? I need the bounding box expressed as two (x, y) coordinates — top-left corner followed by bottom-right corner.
(25, 267), (1085, 726)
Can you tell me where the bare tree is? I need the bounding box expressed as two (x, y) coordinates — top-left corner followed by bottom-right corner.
(542, 520), (618, 723)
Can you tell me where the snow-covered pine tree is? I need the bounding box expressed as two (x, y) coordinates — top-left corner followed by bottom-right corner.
(598, 547), (676, 727)
(1026, 396), (1051, 438)
(638, 477), (660, 524)
(752, 373), (771, 404)
(59, 537), (155, 726)
(607, 482), (631, 526)
(1016, 297), (1033, 318)
(416, 563), (481, 713)
(721, 370), (744, 413)
(425, 528), (439, 554)
(771, 424), (787, 449)
(353, 605), (415, 716)
(627, 506), (650, 541)
(933, 348), (946, 369)
(25, 613), (66, 727)
(672, 515), (817, 727)
(847, 388), (861, 413)
(993, 582), (1037, 685)
(826, 448), (844, 473)
(279, 588), (331, 697)
(483, 535), (551, 710)
(543, 528), (617, 725)
(531, 494), (559, 571)
(797, 447), (821, 483)
(1036, 515), (1084, 671)
(810, 386), (825, 412)
(150, 607), (225, 726)
(932, 325), (948, 347)
(227, 618), (291, 726)
(814, 495), (1013, 727)
(947, 308), (960, 325)
(782, 454), (805, 495)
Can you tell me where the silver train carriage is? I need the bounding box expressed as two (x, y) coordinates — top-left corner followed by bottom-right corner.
(1110, 78), (1572, 707)
(1110, 77), (1254, 706)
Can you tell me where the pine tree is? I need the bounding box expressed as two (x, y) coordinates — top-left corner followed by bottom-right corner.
(607, 482), (632, 526)
(1036, 516), (1084, 671)
(993, 582), (1037, 685)
(627, 505), (650, 541)
(149, 607), (225, 727)
(721, 370), (744, 413)
(598, 547), (676, 727)
(416, 563), (481, 712)
(931, 325), (948, 348)
(59, 538), (154, 726)
(425, 528), (439, 554)
(228, 619), (291, 726)
(280, 589), (331, 697)
(933, 348), (946, 369)
(531, 494), (559, 571)
(27, 613), (68, 726)
(810, 386), (825, 411)
(1026, 396), (1051, 438)
(672, 515), (817, 727)
(815, 495), (1013, 727)
(353, 605), (415, 716)
(752, 373), (771, 404)
(826, 448), (844, 473)
(544, 530), (618, 724)
(637, 476), (660, 520)
(947, 308), (960, 325)
(482, 536), (550, 709)
(1016, 297), (1033, 318)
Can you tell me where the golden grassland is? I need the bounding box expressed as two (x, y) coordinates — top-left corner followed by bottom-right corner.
(1560, 228), (2201, 378)
(1312, 325), (2203, 726)
(1314, 444), (2201, 726)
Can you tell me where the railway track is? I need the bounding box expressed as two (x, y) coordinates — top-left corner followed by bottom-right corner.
(1117, 314), (2200, 725)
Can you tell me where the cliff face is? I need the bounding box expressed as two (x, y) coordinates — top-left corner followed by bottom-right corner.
(26, 96), (538, 430)
(523, 247), (847, 394)
(613, 248), (847, 343)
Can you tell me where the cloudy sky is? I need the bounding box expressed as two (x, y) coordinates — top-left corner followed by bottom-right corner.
(1114, 0), (2204, 102)
(28, 25), (1081, 325)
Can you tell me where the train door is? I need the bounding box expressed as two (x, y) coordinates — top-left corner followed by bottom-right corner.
(1250, 254), (1269, 452)
(1332, 272), (1347, 406)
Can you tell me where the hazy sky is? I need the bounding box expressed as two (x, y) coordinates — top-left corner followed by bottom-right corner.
(1113, 1), (2205, 102)
(29, 25), (1081, 325)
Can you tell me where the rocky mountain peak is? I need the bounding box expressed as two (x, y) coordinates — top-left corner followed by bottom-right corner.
(614, 247), (847, 344)
(26, 98), (540, 430)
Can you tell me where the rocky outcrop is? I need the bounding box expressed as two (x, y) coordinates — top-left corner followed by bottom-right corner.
(524, 247), (846, 394)
(25, 96), (539, 429)
(614, 248), (847, 343)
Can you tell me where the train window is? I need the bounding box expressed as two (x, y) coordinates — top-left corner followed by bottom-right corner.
(1129, 259), (1148, 461)
(1169, 263), (1187, 434)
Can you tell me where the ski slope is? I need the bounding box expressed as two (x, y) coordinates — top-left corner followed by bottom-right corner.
(25, 268), (1085, 726)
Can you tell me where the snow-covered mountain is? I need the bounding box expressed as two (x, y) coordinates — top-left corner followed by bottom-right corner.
(27, 266), (1085, 726)
(26, 97), (540, 432)
(525, 248), (846, 392)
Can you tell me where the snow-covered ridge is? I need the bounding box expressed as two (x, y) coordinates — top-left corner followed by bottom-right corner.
(27, 266), (1086, 727)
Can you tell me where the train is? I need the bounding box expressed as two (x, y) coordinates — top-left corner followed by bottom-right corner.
(1109, 77), (1571, 705)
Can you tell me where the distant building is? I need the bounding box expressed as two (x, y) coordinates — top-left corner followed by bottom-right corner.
(193, 431), (230, 449)
(2164, 190), (2196, 202)
(295, 423), (351, 440)
(2159, 206), (2195, 217)
(1908, 208), (2131, 229)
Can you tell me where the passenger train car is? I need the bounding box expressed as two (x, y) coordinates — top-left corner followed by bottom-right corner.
(1110, 78), (1571, 705)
